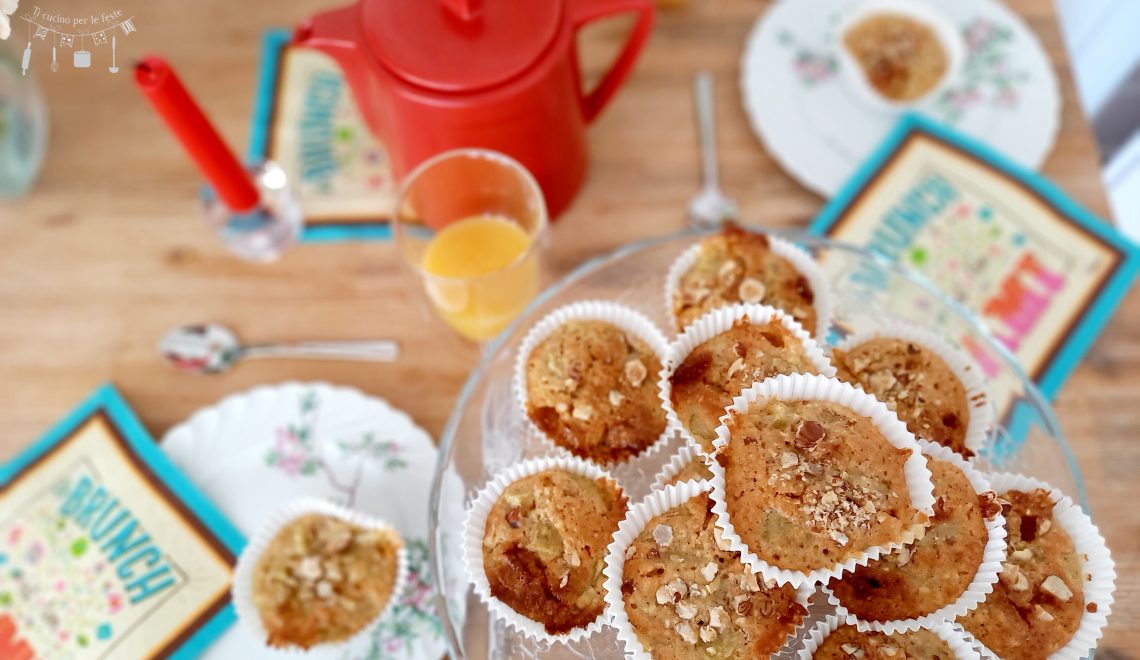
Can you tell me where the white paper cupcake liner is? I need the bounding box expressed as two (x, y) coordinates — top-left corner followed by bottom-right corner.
(662, 230), (832, 339)
(649, 444), (713, 491)
(707, 373), (936, 589)
(829, 321), (994, 456)
(602, 480), (815, 660)
(797, 613), (979, 659)
(513, 300), (673, 465)
(659, 303), (837, 457)
(958, 472), (1115, 660)
(822, 440), (1007, 633)
(231, 497), (408, 655)
(462, 454), (625, 645)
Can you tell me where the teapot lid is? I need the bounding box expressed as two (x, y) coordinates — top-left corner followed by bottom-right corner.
(363, 0), (562, 93)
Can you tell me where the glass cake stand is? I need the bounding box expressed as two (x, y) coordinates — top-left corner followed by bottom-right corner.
(428, 229), (1087, 659)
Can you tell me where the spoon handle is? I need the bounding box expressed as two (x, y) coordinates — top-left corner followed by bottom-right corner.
(242, 340), (400, 362)
(693, 71), (720, 189)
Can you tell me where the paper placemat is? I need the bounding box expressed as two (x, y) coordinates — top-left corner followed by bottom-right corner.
(0, 384), (245, 659)
(249, 30), (396, 243)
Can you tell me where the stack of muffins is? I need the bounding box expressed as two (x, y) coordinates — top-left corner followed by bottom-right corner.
(463, 227), (1116, 659)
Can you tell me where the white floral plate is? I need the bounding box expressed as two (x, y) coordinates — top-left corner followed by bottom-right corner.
(161, 382), (449, 660)
(741, 0), (1060, 197)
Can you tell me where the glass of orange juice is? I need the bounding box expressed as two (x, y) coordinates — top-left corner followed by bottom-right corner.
(393, 149), (547, 342)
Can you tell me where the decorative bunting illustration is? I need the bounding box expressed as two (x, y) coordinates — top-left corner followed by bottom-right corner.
(15, 14), (138, 74)
(92, 31), (108, 45)
(34, 25), (48, 40)
(120, 18), (135, 35)
(59, 34), (73, 47)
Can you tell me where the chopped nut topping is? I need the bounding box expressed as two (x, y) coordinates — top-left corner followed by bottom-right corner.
(625, 545), (637, 560)
(675, 621), (698, 644)
(726, 357), (747, 380)
(841, 644), (860, 655)
(699, 625), (717, 642)
(555, 402), (569, 414)
(795, 420), (826, 449)
(999, 562), (1021, 586)
(1010, 548), (1033, 562)
(1034, 605), (1055, 622)
(296, 556), (323, 581)
(780, 451), (800, 469)
(718, 259), (741, 286)
(559, 573), (569, 589)
(563, 548), (581, 567)
(572, 404), (594, 420)
(655, 584), (673, 605)
(652, 524), (674, 547)
(315, 580), (335, 599)
(739, 572), (760, 592)
(880, 646), (899, 657)
(738, 277), (766, 304)
(608, 390), (625, 407)
(505, 507), (522, 528)
(829, 529), (849, 546)
(624, 358), (648, 387)
(868, 370), (897, 392)
(1041, 575), (1073, 602)
(701, 561), (718, 582)
(1038, 519), (1052, 535)
(733, 341), (747, 358)
(675, 602), (698, 620)
(894, 545), (912, 567)
(563, 378), (577, 391)
(708, 605), (727, 628)
(978, 491), (1003, 519)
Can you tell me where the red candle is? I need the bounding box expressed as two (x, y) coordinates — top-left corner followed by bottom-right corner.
(134, 56), (260, 212)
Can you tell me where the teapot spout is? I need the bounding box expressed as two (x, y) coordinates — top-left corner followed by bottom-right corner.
(293, 5), (384, 139)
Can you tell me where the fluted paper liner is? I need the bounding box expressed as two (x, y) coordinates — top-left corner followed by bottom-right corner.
(956, 472), (1115, 660)
(232, 497), (408, 655)
(513, 300), (672, 465)
(659, 303), (836, 457)
(830, 322), (993, 456)
(797, 613), (979, 659)
(650, 443), (712, 491)
(662, 232), (832, 339)
(462, 455), (625, 645)
(822, 440), (1007, 633)
(601, 481), (814, 660)
(706, 373), (936, 589)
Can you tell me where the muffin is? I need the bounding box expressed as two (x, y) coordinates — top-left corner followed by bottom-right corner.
(670, 227), (820, 335)
(524, 318), (667, 463)
(810, 624), (957, 659)
(709, 376), (933, 581)
(842, 13), (948, 102)
(249, 512), (403, 650)
(481, 468), (627, 635)
(826, 451), (1000, 624)
(668, 312), (827, 451)
(958, 488), (1087, 659)
(832, 336), (979, 457)
(618, 492), (806, 658)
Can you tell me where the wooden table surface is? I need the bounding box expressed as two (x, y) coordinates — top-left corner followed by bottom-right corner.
(2, 0), (1136, 654)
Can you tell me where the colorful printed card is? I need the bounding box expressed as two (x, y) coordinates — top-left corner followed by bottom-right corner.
(249, 30), (396, 242)
(810, 113), (1140, 414)
(0, 385), (245, 659)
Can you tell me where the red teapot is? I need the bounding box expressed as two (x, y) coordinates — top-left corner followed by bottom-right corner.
(294, 0), (654, 219)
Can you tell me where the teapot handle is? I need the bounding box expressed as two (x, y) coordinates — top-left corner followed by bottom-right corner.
(570, 0), (655, 123)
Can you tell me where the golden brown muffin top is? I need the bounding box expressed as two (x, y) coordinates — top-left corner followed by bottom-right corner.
(720, 399), (924, 573)
(665, 457), (714, 488)
(832, 337), (974, 457)
(958, 488), (1088, 659)
(842, 14), (948, 102)
(525, 319), (667, 464)
(252, 513), (402, 649)
(670, 317), (821, 451)
(621, 494), (805, 659)
(814, 624), (956, 659)
(482, 469), (627, 634)
(828, 457), (995, 622)
(673, 227), (818, 334)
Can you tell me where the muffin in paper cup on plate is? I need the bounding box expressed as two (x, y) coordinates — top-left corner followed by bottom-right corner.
(955, 472), (1115, 660)
(663, 226), (831, 338)
(513, 300), (672, 466)
(798, 613), (978, 659)
(706, 373), (935, 589)
(232, 497), (407, 654)
(602, 480), (812, 659)
(822, 440), (1007, 633)
(462, 455), (627, 645)
(830, 321), (993, 459)
(659, 302), (835, 455)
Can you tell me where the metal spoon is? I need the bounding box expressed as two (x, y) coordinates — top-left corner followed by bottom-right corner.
(160, 323), (400, 374)
(687, 71), (739, 228)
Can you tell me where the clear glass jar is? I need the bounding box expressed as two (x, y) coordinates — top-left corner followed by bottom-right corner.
(0, 38), (48, 198)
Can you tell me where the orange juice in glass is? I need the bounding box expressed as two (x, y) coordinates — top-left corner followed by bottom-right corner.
(394, 149), (546, 341)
